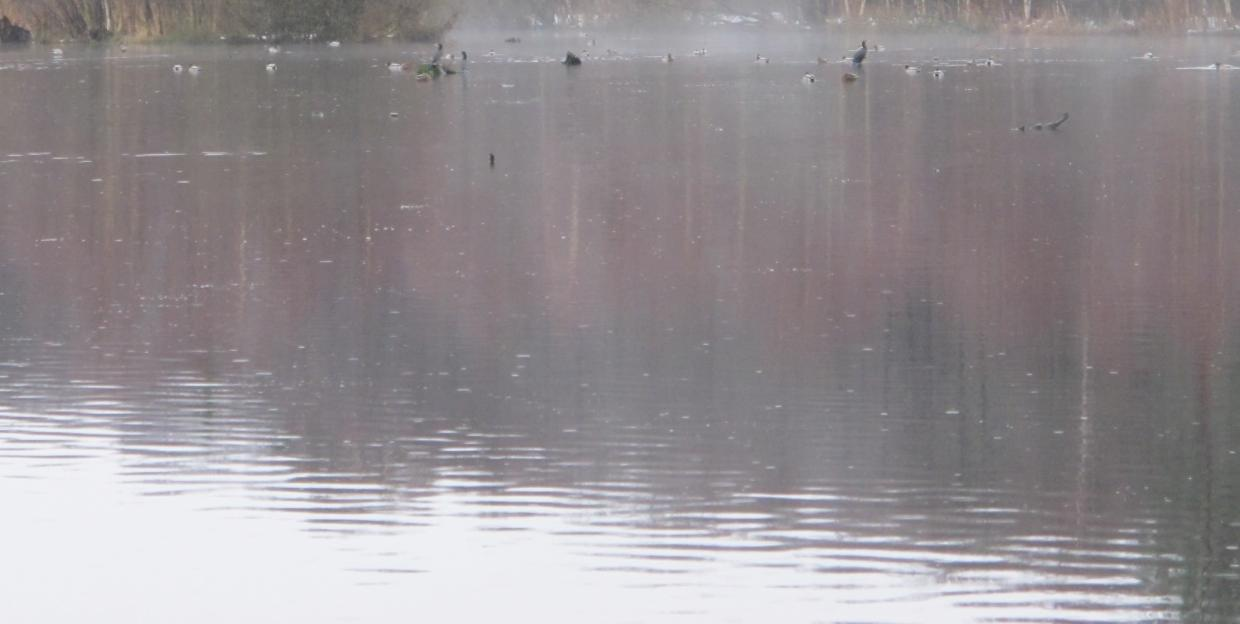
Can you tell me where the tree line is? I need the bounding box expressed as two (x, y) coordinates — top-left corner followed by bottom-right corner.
(1, 0), (1234, 39)
(465, 0), (1236, 31)
(0, 0), (456, 41)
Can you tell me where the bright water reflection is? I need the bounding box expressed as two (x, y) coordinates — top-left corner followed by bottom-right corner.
(1, 32), (1240, 622)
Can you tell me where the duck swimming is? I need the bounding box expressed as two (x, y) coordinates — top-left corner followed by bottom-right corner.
(188, 64), (201, 74)
(931, 68), (944, 79)
(802, 73), (816, 84)
(172, 64), (183, 73)
(904, 65), (920, 75)
(755, 54), (770, 64)
(852, 41), (867, 65)
(265, 63), (276, 73)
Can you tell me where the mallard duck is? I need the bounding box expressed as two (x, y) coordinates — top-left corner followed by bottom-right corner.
(904, 65), (920, 75)
(265, 63), (277, 73)
(931, 68), (944, 79)
(188, 64), (201, 75)
(328, 41), (341, 48)
(1141, 52), (1156, 60)
(755, 54), (770, 64)
(802, 73), (816, 84)
(852, 41), (867, 64)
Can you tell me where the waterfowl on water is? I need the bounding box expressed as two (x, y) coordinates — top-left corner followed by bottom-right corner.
(1017, 112), (1070, 132)
(692, 48), (707, 56)
(802, 73), (816, 84)
(663, 53), (673, 63)
(1142, 52), (1156, 59)
(268, 45), (280, 54)
(431, 42), (443, 65)
(931, 68), (944, 79)
(842, 72), (858, 83)
(265, 63), (276, 72)
(852, 41), (867, 65)
(328, 41), (341, 48)
(172, 64), (184, 73)
(755, 54), (770, 64)
(188, 65), (201, 74)
(388, 61), (405, 71)
(440, 51), (466, 74)
(904, 65), (920, 75)
(564, 51), (582, 65)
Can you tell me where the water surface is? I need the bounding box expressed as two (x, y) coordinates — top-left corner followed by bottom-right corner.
(2, 32), (1240, 622)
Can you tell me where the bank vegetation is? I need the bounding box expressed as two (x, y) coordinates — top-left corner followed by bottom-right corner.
(0, 0), (457, 41)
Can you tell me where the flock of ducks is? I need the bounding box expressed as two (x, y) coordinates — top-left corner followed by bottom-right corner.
(142, 37), (1233, 85)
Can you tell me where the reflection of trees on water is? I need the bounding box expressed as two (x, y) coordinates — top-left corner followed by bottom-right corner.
(1, 48), (1239, 616)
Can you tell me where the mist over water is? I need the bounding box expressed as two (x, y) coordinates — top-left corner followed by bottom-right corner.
(2, 32), (1240, 622)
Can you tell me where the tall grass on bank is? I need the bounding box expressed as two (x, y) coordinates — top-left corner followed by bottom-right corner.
(0, 0), (456, 41)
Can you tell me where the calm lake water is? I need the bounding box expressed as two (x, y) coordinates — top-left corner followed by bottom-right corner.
(2, 31), (1240, 622)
